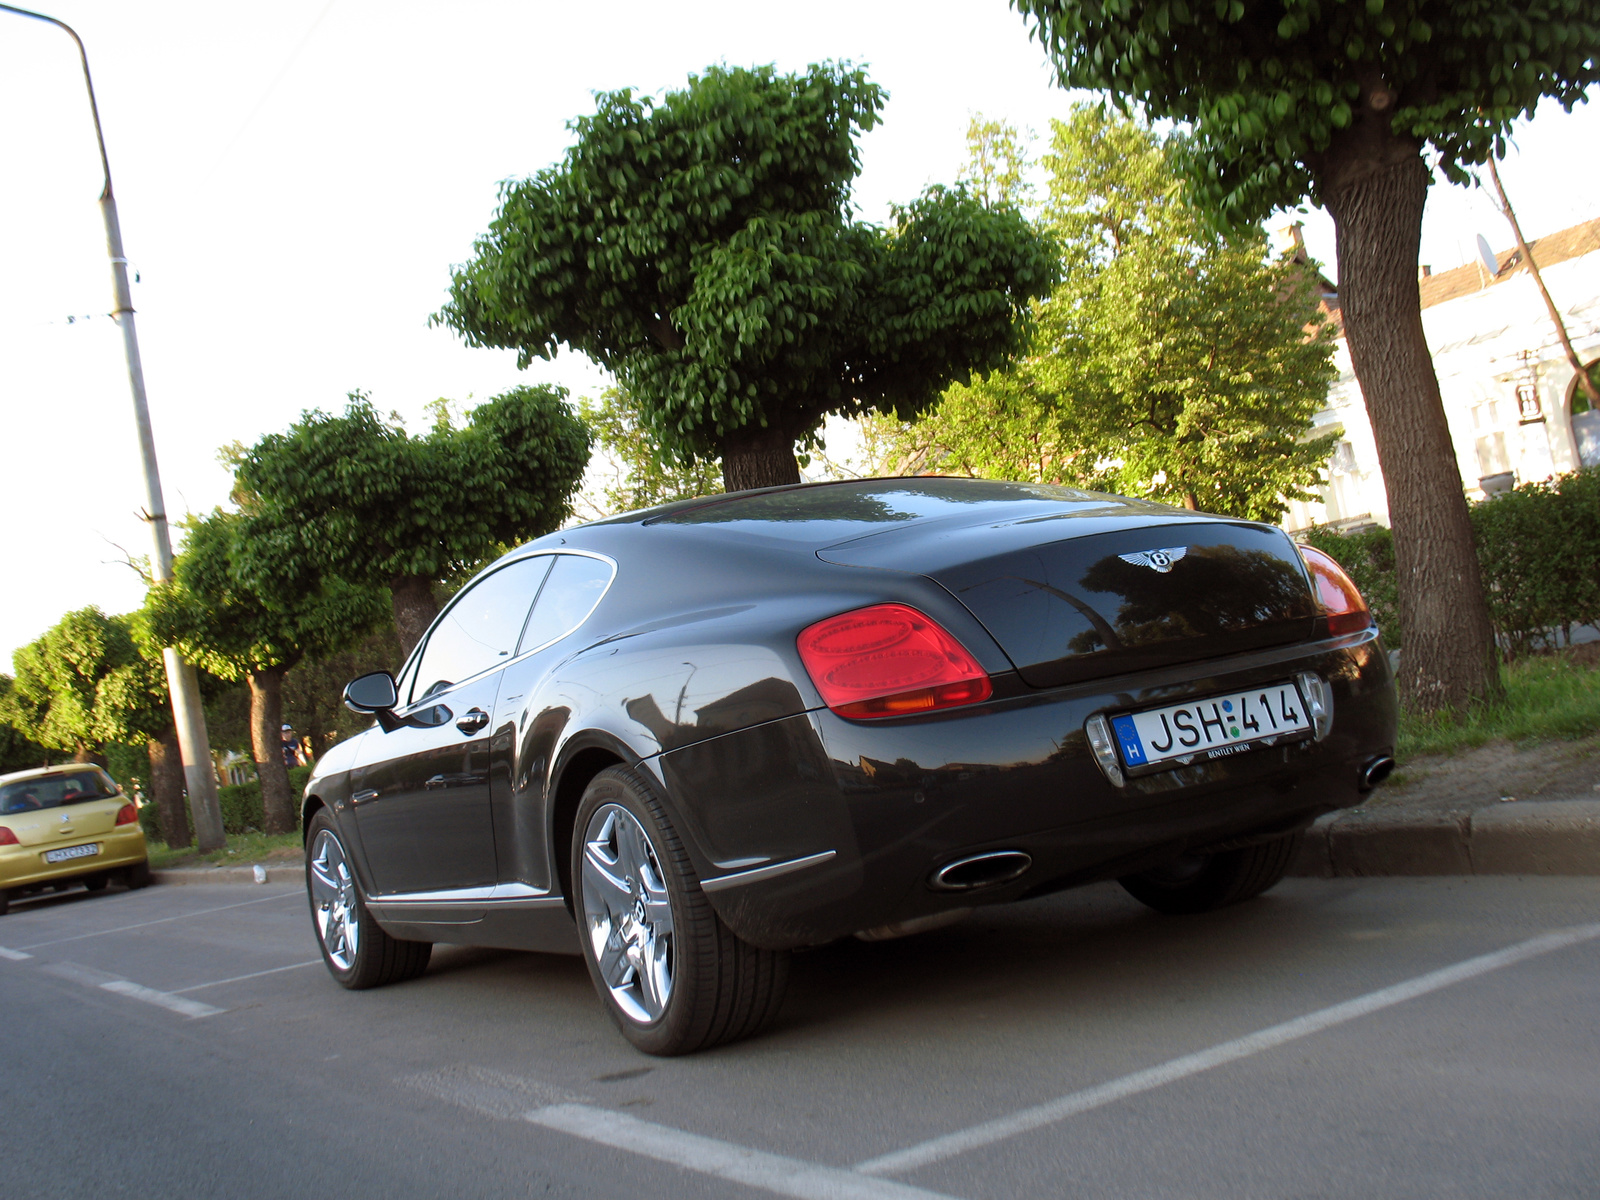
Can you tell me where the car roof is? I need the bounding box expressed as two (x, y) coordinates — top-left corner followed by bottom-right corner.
(618, 476), (1097, 526)
(0, 763), (108, 786)
(533, 476), (1180, 556)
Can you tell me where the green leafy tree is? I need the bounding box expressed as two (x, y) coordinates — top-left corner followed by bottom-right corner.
(0, 676), (52, 774)
(4, 608), (192, 846)
(578, 387), (723, 517)
(145, 510), (388, 835)
(959, 114), (1036, 208)
(282, 625), (407, 758)
(1009, 3), (1598, 710)
(232, 386), (592, 658)
(897, 108), (1337, 522)
(437, 63), (1059, 493)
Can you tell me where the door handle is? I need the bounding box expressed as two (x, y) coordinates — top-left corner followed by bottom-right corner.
(455, 708), (490, 735)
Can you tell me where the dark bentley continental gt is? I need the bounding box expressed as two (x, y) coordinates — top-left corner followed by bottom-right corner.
(302, 477), (1396, 1054)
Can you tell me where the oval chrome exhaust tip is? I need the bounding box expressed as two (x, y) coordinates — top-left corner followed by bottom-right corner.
(929, 850), (1032, 892)
(1360, 755), (1396, 791)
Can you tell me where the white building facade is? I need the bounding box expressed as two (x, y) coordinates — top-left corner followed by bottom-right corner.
(1285, 219), (1600, 533)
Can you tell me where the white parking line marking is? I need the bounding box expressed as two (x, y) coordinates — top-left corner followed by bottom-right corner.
(403, 1065), (580, 1117)
(0, 946), (32, 960)
(527, 1103), (957, 1200)
(40, 960), (121, 986)
(409, 1068), (954, 1199)
(856, 922), (1600, 1177)
(14, 889), (300, 950)
(172, 959), (322, 993)
(100, 979), (225, 1018)
(38, 960), (227, 1017)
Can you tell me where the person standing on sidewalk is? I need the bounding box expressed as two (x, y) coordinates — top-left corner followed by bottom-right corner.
(280, 724), (302, 769)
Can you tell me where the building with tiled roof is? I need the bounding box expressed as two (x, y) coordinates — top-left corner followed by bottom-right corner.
(1284, 216), (1600, 533)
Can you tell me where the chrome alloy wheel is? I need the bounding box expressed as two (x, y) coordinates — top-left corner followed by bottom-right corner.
(309, 829), (361, 971)
(580, 803), (675, 1024)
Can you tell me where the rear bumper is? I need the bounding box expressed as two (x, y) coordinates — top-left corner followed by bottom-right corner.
(0, 827), (148, 890)
(658, 629), (1395, 949)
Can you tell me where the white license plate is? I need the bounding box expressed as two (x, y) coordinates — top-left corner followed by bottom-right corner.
(1110, 682), (1311, 770)
(43, 843), (101, 864)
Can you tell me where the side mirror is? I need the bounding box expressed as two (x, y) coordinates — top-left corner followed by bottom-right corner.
(343, 671), (399, 714)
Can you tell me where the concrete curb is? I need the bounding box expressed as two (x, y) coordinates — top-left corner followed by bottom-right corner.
(152, 802), (1600, 886)
(1290, 799), (1600, 877)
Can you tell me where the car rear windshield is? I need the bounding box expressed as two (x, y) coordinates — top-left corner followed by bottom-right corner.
(0, 769), (119, 814)
(642, 478), (1104, 541)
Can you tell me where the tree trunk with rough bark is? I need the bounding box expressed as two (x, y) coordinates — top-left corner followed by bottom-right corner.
(1314, 101), (1500, 713)
(390, 574), (440, 660)
(721, 424), (802, 493)
(73, 742), (108, 767)
(249, 665), (296, 836)
(147, 725), (190, 847)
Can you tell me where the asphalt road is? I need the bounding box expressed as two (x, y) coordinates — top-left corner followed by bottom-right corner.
(1, 874), (1596, 1200)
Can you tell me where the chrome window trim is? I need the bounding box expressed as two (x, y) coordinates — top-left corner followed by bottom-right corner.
(699, 850), (837, 893)
(393, 549), (618, 713)
(513, 549), (618, 658)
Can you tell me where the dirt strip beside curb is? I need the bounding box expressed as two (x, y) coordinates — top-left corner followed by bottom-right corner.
(153, 865), (303, 885)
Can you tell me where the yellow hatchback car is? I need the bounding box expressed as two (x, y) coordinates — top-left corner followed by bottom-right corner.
(0, 764), (150, 916)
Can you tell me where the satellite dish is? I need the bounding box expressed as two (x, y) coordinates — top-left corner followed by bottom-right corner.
(1475, 234), (1501, 278)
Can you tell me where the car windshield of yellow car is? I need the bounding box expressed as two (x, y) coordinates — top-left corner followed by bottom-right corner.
(0, 770), (118, 814)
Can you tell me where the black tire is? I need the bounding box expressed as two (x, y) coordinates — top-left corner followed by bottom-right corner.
(572, 765), (789, 1056)
(0, 890), (9, 917)
(1119, 831), (1304, 915)
(84, 872), (110, 892)
(122, 859), (152, 890)
(305, 809), (431, 990)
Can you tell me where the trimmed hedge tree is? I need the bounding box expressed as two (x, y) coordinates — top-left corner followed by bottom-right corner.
(146, 510), (387, 835)
(233, 387), (591, 658)
(438, 63), (1059, 492)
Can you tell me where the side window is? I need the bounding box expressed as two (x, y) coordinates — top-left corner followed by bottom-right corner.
(409, 556), (555, 703)
(517, 554), (615, 653)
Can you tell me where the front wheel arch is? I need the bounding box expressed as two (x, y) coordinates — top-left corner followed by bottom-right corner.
(301, 795), (327, 845)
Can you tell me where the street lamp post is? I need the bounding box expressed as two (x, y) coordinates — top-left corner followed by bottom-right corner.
(2, 3), (226, 851)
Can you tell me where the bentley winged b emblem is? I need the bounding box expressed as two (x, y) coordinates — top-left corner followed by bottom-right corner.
(1118, 546), (1187, 573)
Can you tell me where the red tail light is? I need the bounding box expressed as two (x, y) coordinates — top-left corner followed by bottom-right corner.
(114, 803), (139, 826)
(0, 825), (18, 846)
(1298, 545), (1373, 637)
(797, 603), (993, 719)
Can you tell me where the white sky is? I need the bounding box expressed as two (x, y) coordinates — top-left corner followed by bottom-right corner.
(2, 0), (1596, 667)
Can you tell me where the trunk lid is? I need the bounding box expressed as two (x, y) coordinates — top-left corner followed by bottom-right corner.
(2, 798), (123, 847)
(821, 518), (1318, 687)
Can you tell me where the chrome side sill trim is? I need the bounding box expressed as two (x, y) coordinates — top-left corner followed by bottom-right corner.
(699, 850), (837, 893)
(375, 881), (552, 905)
(368, 897), (567, 922)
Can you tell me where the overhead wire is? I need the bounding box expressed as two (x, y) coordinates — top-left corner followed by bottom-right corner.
(210, 0), (341, 168)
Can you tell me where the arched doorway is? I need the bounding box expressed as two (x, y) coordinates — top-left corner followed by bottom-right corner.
(1569, 358), (1600, 468)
